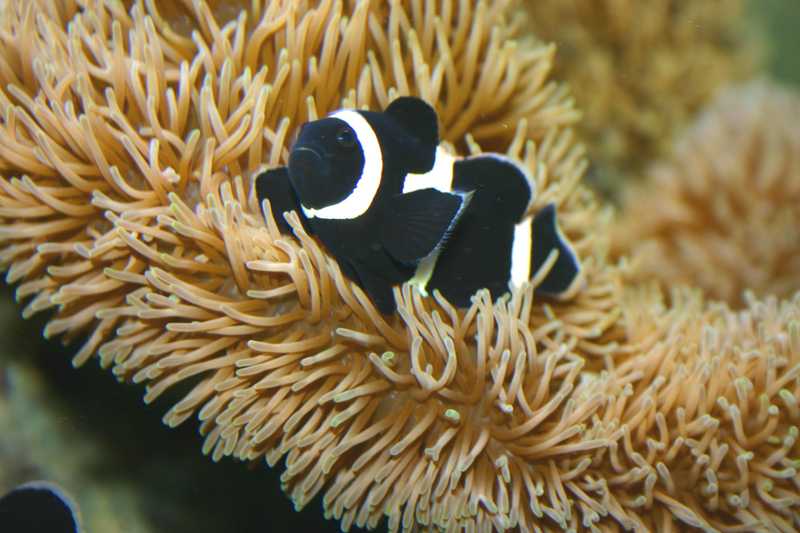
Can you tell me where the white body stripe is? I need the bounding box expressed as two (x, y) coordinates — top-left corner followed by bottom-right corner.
(509, 217), (533, 289)
(301, 110), (383, 220)
(403, 146), (455, 194)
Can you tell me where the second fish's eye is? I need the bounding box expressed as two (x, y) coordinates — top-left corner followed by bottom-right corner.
(335, 126), (356, 148)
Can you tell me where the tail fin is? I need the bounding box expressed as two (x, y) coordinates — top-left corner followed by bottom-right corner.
(531, 203), (582, 297)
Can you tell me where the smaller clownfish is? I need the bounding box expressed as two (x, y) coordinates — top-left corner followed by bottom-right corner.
(0, 481), (81, 533)
(255, 97), (582, 314)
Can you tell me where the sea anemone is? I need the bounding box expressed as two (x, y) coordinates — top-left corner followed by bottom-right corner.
(0, 1), (626, 531)
(591, 285), (800, 532)
(611, 81), (800, 307)
(523, 0), (760, 194)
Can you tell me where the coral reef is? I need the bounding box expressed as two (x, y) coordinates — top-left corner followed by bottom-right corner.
(612, 81), (800, 307)
(524, 0), (760, 195)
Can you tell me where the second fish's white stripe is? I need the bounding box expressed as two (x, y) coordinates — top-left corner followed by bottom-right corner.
(510, 217), (532, 289)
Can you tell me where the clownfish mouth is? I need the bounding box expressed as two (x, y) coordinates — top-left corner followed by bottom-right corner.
(289, 146), (327, 179)
(288, 145), (331, 207)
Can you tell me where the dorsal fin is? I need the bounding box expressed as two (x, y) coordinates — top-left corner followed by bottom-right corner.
(385, 96), (439, 172)
(385, 96), (439, 147)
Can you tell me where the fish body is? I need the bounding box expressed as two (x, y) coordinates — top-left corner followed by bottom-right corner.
(256, 97), (581, 313)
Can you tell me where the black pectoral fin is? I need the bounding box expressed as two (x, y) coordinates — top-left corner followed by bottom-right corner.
(349, 260), (397, 314)
(531, 203), (581, 297)
(382, 188), (469, 264)
(254, 167), (309, 235)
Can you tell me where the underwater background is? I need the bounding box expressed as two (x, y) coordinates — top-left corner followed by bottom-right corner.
(0, 2), (798, 532)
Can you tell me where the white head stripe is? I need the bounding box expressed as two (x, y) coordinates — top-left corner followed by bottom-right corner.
(301, 110), (383, 220)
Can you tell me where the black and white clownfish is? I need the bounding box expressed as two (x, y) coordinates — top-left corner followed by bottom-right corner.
(255, 96), (582, 314)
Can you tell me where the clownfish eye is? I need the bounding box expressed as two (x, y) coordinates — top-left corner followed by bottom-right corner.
(335, 126), (356, 149)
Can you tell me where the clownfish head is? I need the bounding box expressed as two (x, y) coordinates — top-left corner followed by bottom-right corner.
(287, 97), (439, 221)
(288, 114), (374, 214)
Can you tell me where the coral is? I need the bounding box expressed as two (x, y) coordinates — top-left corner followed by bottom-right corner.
(523, 0), (760, 195)
(612, 81), (800, 307)
(0, 1), (629, 531)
